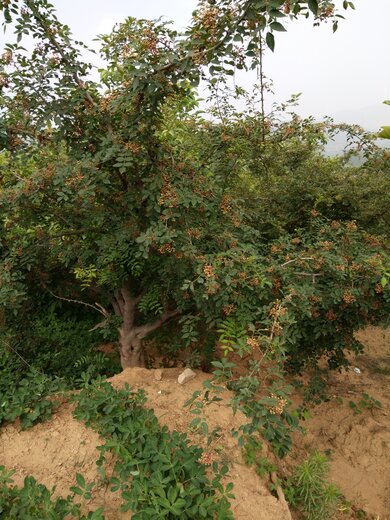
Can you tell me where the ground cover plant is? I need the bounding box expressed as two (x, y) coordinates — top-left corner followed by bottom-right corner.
(283, 451), (341, 520)
(0, 347), (65, 429)
(0, 466), (104, 519)
(72, 380), (234, 519)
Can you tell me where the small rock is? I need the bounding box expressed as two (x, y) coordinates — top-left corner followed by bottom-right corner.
(154, 369), (163, 381)
(178, 368), (196, 385)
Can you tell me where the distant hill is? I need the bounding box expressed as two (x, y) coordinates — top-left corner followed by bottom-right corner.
(323, 104), (390, 158)
(333, 103), (389, 132)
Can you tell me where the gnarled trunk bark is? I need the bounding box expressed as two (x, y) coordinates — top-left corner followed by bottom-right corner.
(112, 281), (179, 369)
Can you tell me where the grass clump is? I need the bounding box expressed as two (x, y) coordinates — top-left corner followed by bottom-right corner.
(284, 451), (341, 520)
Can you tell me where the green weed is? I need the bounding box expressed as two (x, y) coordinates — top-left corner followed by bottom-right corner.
(349, 393), (382, 415)
(243, 438), (277, 478)
(0, 466), (103, 519)
(0, 350), (64, 429)
(284, 451), (341, 520)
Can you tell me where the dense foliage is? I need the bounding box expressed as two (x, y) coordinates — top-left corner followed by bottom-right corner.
(0, 350), (63, 429)
(1, 0), (375, 373)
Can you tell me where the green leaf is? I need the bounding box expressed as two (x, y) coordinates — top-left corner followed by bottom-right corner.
(226, 482), (234, 493)
(170, 498), (186, 515)
(308, 0), (319, 15)
(201, 421), (209, 435)
(4, 8), (12, 23)
(89, 509), (104, 520)
(70, 486), (83, 496)
(270, 21), (286, 32)
(190, 417), (202, 428)
(76, 473), (86, 488)
(378, 126), (390, 139)
(269, 9), (285, 18)
(168, 486), (178, 504)
(266, 32), (275, 52)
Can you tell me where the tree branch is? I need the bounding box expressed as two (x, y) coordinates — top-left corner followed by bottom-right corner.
(281, 257), (314, 267)
(121, 282), (138, 328)
(113, 289), (125, 317)
(150, 0), (252, 77)
(22, 0), (113, 137)
(296, 272), (322, 284)
(112, 299), (121, 317)
(113, 281), (143, 326)
(137, 308), (180, 339)
(42, 283), (109, 317)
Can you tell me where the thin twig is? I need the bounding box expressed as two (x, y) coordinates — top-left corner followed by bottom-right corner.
(42, 284), (109, 317)
(258, 34), (266, 144)
(281, 257), (314, 267)
(2, 340), (33, 369)
(296, 272), (322, 284)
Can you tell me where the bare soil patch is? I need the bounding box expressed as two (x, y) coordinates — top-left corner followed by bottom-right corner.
(287, 326), (390, 519)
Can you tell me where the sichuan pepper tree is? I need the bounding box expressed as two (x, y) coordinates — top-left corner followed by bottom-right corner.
(0, 0), (368, 369)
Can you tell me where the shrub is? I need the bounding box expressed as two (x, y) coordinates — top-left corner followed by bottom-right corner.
(3, 302), (120, 385)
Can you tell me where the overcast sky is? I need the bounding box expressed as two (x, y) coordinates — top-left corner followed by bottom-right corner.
(8, 1), (390, 130)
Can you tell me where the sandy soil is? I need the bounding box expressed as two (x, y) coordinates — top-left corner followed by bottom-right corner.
(288, 326), (390, 520)
(0, 326), (389, 519)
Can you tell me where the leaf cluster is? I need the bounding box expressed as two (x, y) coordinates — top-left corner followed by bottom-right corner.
(0, 349), (64, 429)
(0, 466), (104, 519)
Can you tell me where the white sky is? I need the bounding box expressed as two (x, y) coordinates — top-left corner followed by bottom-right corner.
(7, 1), (390, 130)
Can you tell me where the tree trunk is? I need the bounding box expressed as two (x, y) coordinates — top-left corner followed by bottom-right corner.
(118, 325), (146, 368)
(112, 281), (179, 370)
